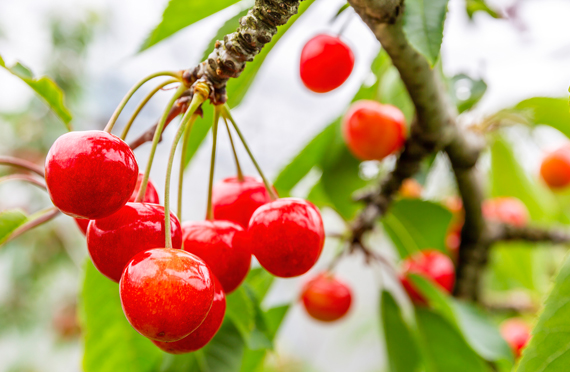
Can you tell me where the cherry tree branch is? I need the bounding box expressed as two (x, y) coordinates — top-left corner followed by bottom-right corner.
(0, 156), (45, 177)
(490, 224), (570, 244)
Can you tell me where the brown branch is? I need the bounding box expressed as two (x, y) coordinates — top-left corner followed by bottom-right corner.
(490, 224), (570, 244)
(0, 174), (47, 189)
(0, 156), (45, 177)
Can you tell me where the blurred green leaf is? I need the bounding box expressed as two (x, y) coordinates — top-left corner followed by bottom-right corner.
(243, 267), (274, 301)
(403, 0), (450, 66)
(0, 209), (28, 245)
(0, 54), (72, 129)
(226, 287), (256, 343)
(466, 0), (501, 19)
(409, 274), (456, 321)
(448, 73), (487, 113)
(379, 67), (415, 123)
(514, 97), (570, 138)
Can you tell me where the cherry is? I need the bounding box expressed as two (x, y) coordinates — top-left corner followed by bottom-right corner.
(299, 34), (354, 93)
(540, 145), (570, 189)
(212, 176), (272, 229)
(400, 249), (455, 305)
(443, 196), (464, 260)
(120, 248), (213, 342)
(301, 273), (352, 322)
(482, 197), (529, 227)
(399, 179), (422, 198)
(249, 198), (324, 278)
(75, 173), (160, 235)
(87, 203), (183, 282)
(342, 100), (406, 161)
(182, 220), (250, 294)
(45, 130), (138, 219)
(152, 277), (226, 354)
(500, 318), (531, 358)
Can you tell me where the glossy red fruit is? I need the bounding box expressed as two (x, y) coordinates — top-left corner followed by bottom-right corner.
(45, 130), (138, 219)
(482, 197), (529, 227)
(87, 203), (183, 282)
(540, 145), (570, 189)
(75, 174), (160, 235)
(212, 176), (272, 229)
(400, 250), (455, 305)
(500, 318), (531, 358)
(342, 100), (406, 161)
(120, 248), (214, 342)
(300, 34), (354, 93)
(249, 198), (324, 278)
(301, 273), (352, 322)
(152, 277), (226, 354)
(182, 220), (250, 294)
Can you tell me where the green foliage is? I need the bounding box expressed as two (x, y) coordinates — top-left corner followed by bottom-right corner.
(465, 0), (501, 20)
(0, 209), (28, 245)
(378, 67), (415, 123)
(0, 54), (72, 129)
(514, 97), (570, 138)
(448, 74), (488, 113)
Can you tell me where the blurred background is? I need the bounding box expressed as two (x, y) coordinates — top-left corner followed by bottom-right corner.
(1, 0), (569, 371)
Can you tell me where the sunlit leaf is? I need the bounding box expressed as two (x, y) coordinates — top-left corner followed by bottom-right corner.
(514, 97), (570, 138)
(465, 0), (502, 20)
(448, 73), (487, 113)
(0, 209), (28, 245)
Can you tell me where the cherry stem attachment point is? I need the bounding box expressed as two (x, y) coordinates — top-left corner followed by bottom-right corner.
(0, 174), (46, 190)
(2, 207), (60, 247)
(177, 114), (199, 222)
(223, 117), (244, 182)
(0, 156), (45, 177)
(206, 106), (221, 221)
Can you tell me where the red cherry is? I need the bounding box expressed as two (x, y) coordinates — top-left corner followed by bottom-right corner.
(400, 250), (455, 305)
(212, 176), (273, 229)
(152, 277), (226, 354)
(45, 130), (138, 219)
(301, 273), (352, 322)
(540, 145), (570, 189)
(249, 198), (324, 278)
(120, 248), (214, 342)
(300, 34), (354, 93)
(500, 318), (531, 358)
(182, 220), (250, 294)
(87, 203), (183, 282)
(342, 100), (406, 161)
(74, 174), (160, 235)
(482, 197), (529, 227)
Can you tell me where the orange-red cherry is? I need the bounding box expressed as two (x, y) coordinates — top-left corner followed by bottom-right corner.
(300, 34), (354, 93)
(249, 198), (324, 278)
(400, 250), (455, 305)
(540, 145), (570, 189)
(152, 277), (226, 354)
(500, 318), (531, 358)
(45, 130), (138, 219)
(120, 248), (214, 342)
(482, 197), (529, 227)
(182, 220), (250, 294)
(342, 100), (406, 161)
(301, 273), (352, 322)
(87, 203), (182, 282)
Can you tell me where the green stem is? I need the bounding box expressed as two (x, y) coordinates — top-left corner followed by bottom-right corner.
(177, 114), (199, 221)
(222, 104), (277, 200)
(120, 79), (179, 140)
(104, 71), (182, 133)
(206, 106), (221, 220)
(223, 117), (244, 181)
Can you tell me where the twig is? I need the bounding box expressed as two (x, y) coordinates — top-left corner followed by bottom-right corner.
(0, 174), (46, 189)
(490, 224), (570, 244)
(0, 156), (45, 177)
(2, 207), (60, 246)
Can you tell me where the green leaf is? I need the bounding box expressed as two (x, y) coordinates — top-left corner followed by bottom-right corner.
(0, 54), (72, 129)
(465, 0), (502, 19)
(409, 274), (456, 321)
(225, 287), (256, 344)
(378, 66), (415, 123)
(332, 3), (350, 21)
(448, 73), (487, 113)
(514, 97), (570, 138)
(0, 209), (28, 245)
(242, 267), (274, 301)
(403, 0), (450, 66)
(81, 261), (163, 372)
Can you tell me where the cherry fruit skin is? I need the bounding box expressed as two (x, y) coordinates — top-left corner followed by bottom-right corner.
(300, 34), (354, 93)
(120, 248), (214, 342)
(342, 100), (406, 161)
(500, 318), (531, 358)
(301, 273), (352, 322)
(152, 277), (226, 354)
(540, 145), (570, 189)
(212, 176), (272, 229)
(482, 197), (529, 227)
(87, 203), (182, 282)
(182, 220), (250, 294)
(400, 249), (455, 305)
(249, 198), (324, 278)
(45, 130), (138, 219)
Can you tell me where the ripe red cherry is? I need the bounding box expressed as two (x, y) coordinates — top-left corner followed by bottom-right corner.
(400, 249), (455, 305)
(120, 248), (214, 342)
(45, 130), (138, 219)
(342, 100), (406, 161)
(300, 34), (354, 93)
(87, 203), (182, 282)
(212, 176), (272, 229)
(75, 174), (160, 235)
(249, 198), (324, 278)
(152, 277), (226, 354)
(500, 318), (531, 358)
(482, 197), (529, 227)
(301, 273), (352, 322)
(182, 220), (250, 294)
(540, 145), (570, 189)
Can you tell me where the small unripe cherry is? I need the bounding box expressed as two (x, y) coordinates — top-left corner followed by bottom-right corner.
(400, 249), (455, 305)
(482, 197), (529, 227)
(301, 273), (352, 322)
(342, 100), (406, 161)
(500, 318), (531, 358)
(120, 248), (214, 342)
(249, 198), (324, 278)
(540, 145), (570, 189)
(300, 34), (354, 93)
(399, 179), (422, 198)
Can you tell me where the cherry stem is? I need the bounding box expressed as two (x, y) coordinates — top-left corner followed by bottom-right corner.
(221, 104), (278, 200)
(2, 207), (60, 246)
(178, 114), (199, 221)
(223, 117), (244, 182)
(0, 174), (46, 190)
(103, 71), (183, 134)
(120, 79), (179, 140)
(206, 106), (221, 221)
(0, 156), (44, 177)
